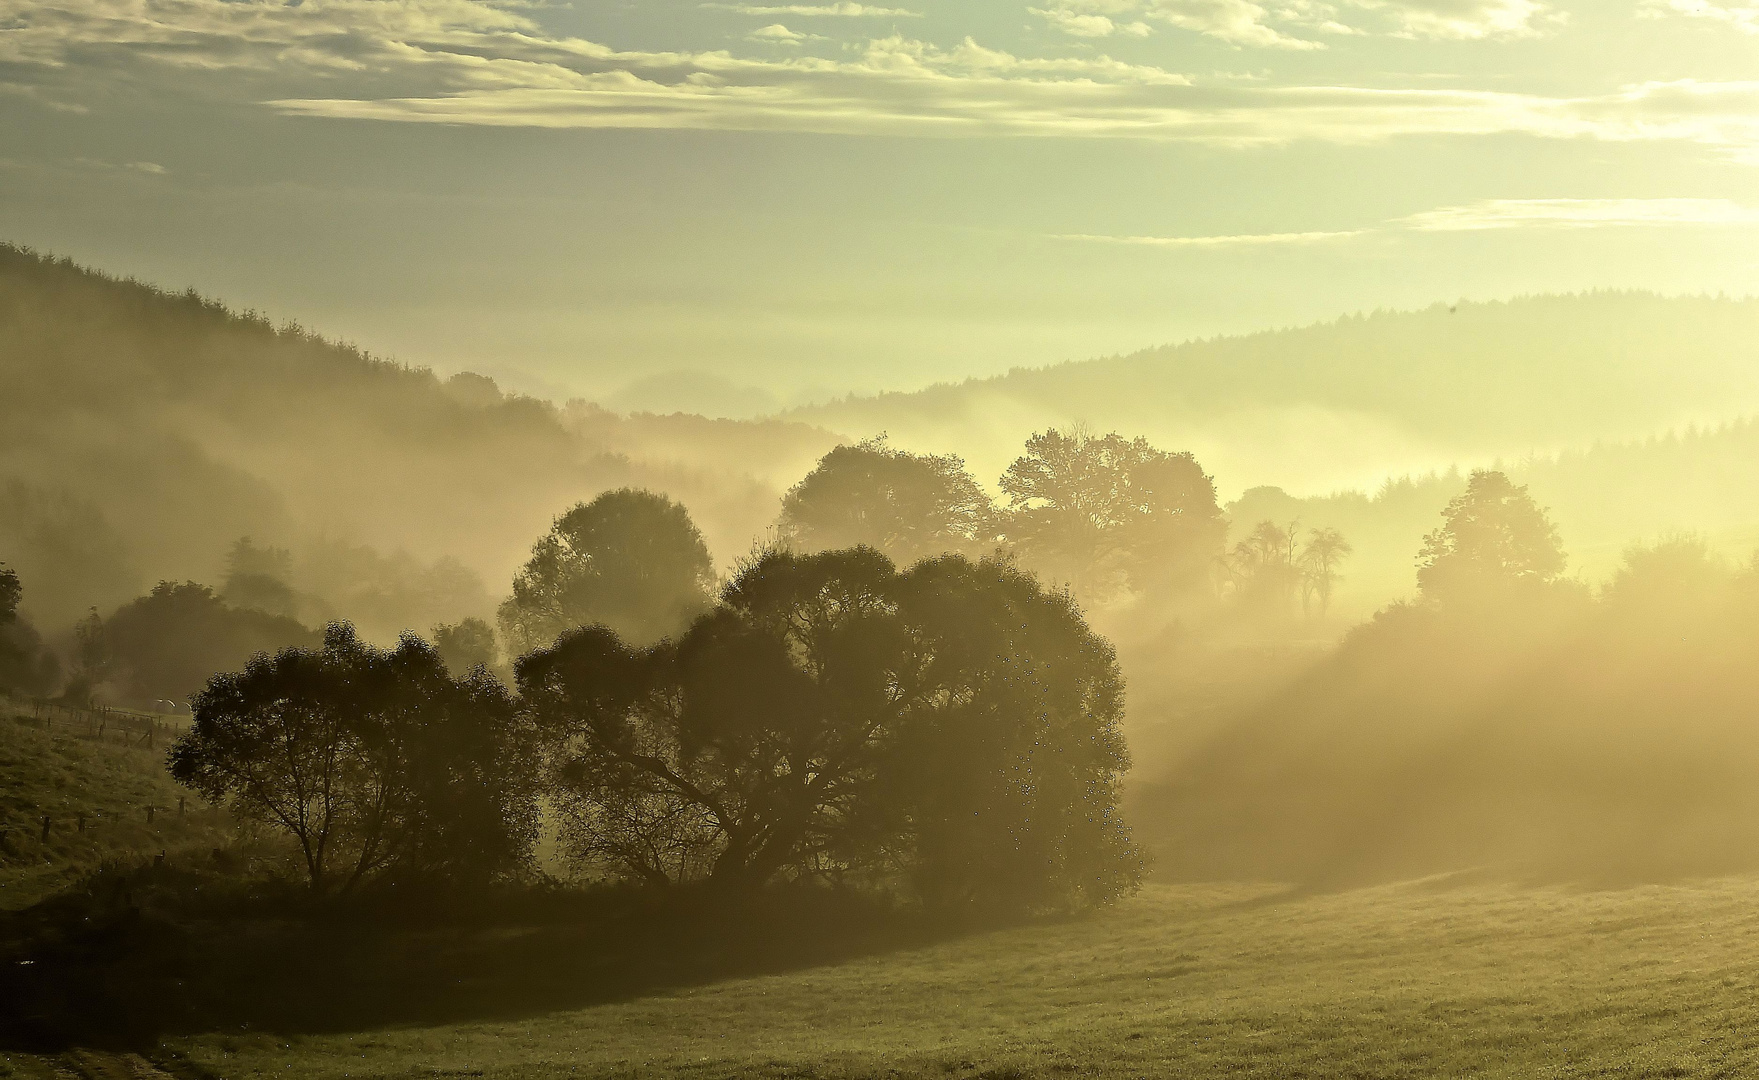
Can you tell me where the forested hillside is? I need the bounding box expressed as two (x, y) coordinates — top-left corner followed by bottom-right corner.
(0, 246), (842, 634)
(789, 293), (1759, 498)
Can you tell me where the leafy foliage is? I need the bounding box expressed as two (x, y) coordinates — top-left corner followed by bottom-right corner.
(1000, 427), (1225, 600)
(1417, 470), (1565, 607)
(518, 547), (1138, 910)
(170, 624), (538, 893)
(498, 489), (716, 652)
(777, 438), (998, 564)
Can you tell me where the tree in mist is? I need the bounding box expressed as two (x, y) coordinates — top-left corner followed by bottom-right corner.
(519, 546), (1138, 909)
(171, 624), (539, 893)
(221, 536), (300, 620)
(433, 617), (499, 676)
(1225, 520), (1303, 618)
(1299, 527), (1353, 619)
(100, 582), (317, 707)
(1417, 470), (1565, 608)
(498, 489), (715, 653)
(777, 438), (997, 564)
(0, 563), (58, 696)
(999, 428), (1224, 599)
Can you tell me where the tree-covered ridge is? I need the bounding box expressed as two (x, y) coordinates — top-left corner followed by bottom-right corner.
(0, 245), (842, 632)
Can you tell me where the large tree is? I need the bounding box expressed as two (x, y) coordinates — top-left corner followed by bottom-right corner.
(170, 624), (538, 893)
(999, 428), (1224, 600)
(777, 438), (997, 565)
(498, 488), (715, 653)
(518, 547), (1138, 910)
(1417, 470), (1565, 607)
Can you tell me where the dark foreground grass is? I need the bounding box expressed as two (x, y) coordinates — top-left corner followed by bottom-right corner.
(10, 874), (1759, 1079)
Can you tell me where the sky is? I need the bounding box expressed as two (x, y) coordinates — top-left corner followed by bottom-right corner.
(2, 0), (1758, 408)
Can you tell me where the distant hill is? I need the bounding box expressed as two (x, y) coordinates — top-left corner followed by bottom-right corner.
(0, 246), (843, 633)
(786, 293), (1759, 498)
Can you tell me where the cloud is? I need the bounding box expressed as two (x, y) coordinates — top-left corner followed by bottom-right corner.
(1145, 0), (1328, 48)
(7, 0), (1759, 161)
(747, 22), (818, 42)
(1345, 0), (1556, 39)
(1401, 197), (1759, 230)
(703, 2), (921, 14)
(1640, 0), (1759, 33)
(1055, 229), (1363, 244)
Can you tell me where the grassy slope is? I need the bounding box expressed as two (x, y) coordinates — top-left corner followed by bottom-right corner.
(0, 710), (227, 911)
(161, 876), (1759, 1079)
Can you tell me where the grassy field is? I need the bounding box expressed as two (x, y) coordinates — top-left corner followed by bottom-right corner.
(30, 874), (1736, 1079)
(0, 710), (231, 911)
(6, 704), (1759, 1078)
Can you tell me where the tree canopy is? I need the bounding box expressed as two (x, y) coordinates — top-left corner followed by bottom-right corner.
(518, 546), (1138, 910)
(1417, 470), (1566, 607)
(170, 624), (538, 893)
(498, 488), (716, 652)
(777, 438), (997, 565)
(999, 428), (1224, 599)
(97, 581), (317, 708)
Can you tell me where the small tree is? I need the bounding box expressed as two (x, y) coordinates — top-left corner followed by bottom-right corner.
(1417, 470), (1565, 608)
(777, 438), (997, 565)
(170, 624), (538, 893)
(498, 489), (715, 653)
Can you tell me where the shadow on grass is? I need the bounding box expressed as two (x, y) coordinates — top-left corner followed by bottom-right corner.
(0, 864), (988, 1053)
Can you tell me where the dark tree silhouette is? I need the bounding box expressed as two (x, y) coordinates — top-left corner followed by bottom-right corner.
(777, 438), (997, 564)
(0, 564), (19, 624)
(170, 624), (538, 893)
(518, 547), (1138, 910)
(432, 617), (499, 676)
(98, 581), (316, 707)
(0, 562), (57, 696)
(1417, 470), (1565, 607)
(498, 489), (715, 652)
(999, 428), (1224, 599)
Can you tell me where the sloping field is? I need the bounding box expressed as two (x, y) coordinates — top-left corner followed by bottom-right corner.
(143, 876), (1759, 1079)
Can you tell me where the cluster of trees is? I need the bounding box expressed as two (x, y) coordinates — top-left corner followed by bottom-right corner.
(493, 430), (1250, 664)
(778, 431), (1227, 605)
(174, 546), (1140, 910)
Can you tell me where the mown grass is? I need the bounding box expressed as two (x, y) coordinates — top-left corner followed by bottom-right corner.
(151, 874), (1759, 1079)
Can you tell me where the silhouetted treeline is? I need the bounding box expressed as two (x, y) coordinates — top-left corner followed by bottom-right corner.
(170, 548), (1138, 911)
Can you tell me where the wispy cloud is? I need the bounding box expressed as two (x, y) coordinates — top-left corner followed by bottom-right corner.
(1346, 0), (1557, 39)
(702, 2), (921, 15)
(1033, 0), (1555, 47)
(747, 22), (821, 43)
(6, 0), (1759, 160)
(1055, 229), (1363, 245)
(1402, 197), (1759, 230)
(1640, 0), (1759, 32)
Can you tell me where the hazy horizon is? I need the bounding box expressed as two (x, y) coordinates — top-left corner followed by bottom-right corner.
(7, 0), (1759, 403)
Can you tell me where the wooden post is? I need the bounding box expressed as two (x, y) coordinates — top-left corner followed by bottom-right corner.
(40, 815), (51, 842)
